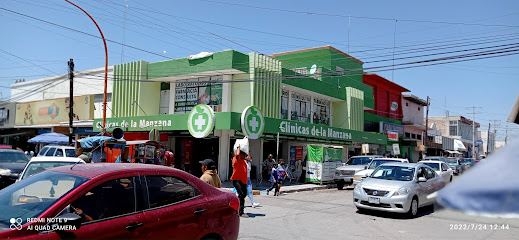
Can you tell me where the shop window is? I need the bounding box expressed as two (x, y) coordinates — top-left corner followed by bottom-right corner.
(281, 90), (289, 119)
(417, 134), (422, 140)
(313, 98), (330, 125)
(291, 92), (311, 123)
(174, 76), (222, 114)
(405, 132), (411, 138)
(449, 126), (458, 136)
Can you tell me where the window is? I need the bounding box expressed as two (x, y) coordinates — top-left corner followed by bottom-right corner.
(70, 177), (138, 223)
(293, 67), (307, 75)
(174, 76), (223, 114)
(55, 149), (63, 157)
(405, 132), (411, 138)
(45, 147), (57, 156)
(145, 176), (200, 209)
(291, 92), (310, 122)
(418, 107), (420, 111)
(441, 163), (449, 171)
(449, 126), (458, 136)
(94, 93), (112, 103)
(65, 149), (77, 157)
(424, 167), (435, 179)
(281, 90), (289, 119)
(38, 147), (49, 156)
(313, 98), (330, 125)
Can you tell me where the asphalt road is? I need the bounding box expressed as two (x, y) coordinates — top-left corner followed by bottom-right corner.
(238, 188), (519, 240)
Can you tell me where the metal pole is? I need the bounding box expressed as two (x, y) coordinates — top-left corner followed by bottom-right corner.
(68, 59), (74, 145)
(65, 0), (108, 134)
(424, 96), (430, 154)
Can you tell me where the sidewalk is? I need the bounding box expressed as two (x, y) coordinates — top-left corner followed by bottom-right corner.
(221, 179), (331, 195)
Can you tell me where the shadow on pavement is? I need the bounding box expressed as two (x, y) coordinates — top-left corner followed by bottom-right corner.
(356, 205), (435, 219)
(245, 213), (266, 218)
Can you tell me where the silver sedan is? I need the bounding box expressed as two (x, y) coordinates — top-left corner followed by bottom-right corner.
(353, 163), (446, 217)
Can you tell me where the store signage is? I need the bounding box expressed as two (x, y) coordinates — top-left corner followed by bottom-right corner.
(380, 121), (405, 136)
(393, 143), (400, 155)
(387, 130), (399, 141)
(16, 95), (93, 126)
(390, 102), (398, 111)
(241, 105), (265, 139)
(187, 104), (215, 138)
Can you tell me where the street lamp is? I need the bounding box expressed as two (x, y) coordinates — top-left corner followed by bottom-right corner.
(65, 0), (108, 135)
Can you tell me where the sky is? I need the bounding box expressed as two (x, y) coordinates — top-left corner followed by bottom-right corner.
(1, 0), (518, 142)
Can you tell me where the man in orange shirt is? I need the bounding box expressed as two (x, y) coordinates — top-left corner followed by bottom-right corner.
(231, 145), (249, 218)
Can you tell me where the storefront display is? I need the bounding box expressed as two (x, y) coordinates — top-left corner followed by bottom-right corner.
(306, 145), (342, 183)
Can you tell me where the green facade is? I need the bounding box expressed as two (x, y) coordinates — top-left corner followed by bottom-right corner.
(249, 53), (282, 118)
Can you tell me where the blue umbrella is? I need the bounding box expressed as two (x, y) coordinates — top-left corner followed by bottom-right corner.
(437, 138), (519, 216)
(28, 132), (75, 145)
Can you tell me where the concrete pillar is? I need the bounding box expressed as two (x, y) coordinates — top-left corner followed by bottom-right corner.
(217, 130), (233, 181)
(169, 82), (176, 114)
(248, 138), (263, 179)
(222, 75), (232, 112)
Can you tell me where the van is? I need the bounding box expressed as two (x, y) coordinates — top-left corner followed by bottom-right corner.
(37, 145), (77, 158)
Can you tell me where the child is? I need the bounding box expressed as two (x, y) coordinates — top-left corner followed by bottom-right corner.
(266, 162), (279, 196)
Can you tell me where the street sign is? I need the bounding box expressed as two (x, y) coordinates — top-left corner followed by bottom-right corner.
(476, 139), (484, 145)
(393, 143), (400, 155)
(187, 104), (215, 138)
(241, 105), (265, 140)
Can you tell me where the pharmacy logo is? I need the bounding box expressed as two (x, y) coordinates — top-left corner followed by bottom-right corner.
(241, 106), (264, 140)
(188, 104), (215, 138)
(10, 218), (22, 230)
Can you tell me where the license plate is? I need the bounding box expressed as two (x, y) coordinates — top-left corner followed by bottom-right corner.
(368, 197), (380, 204)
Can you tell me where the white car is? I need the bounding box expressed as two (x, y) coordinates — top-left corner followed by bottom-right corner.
(353, 158), (409, 186)
(37, 145), (77, 158)
(18, 156), (85, 181)
(418, 160), (453, 183)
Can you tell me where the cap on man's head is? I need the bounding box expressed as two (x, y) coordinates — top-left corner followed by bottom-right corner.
(200, 159), (216, 170)
(268, 154), (273, 157)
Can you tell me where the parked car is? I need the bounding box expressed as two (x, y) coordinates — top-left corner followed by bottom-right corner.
(37, 145), (77, 158)
(334, 155), (383, 190)
(0, 163), (240, 239)
(18, 157), (85, 181)
(462, 158), (476, 169)
(446, 157), (465, 175)
(419, 160), (453, 183)
(423, 156), (448, 163)
(353, 163), (446, 217)
(353, 158), (409, 186)
(0, 149), (30, 189)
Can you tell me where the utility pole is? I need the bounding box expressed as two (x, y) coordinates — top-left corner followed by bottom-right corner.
(486, 122), (490, 155)
(68, 59), (74, 145)
(505, 125), (509, 145)
(467, 106), (482, 158)
(424, 96), (430, 151)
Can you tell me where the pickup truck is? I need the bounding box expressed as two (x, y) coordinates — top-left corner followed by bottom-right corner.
(334, 155), (382, 190)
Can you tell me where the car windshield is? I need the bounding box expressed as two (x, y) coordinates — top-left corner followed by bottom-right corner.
(0, 171), (88, 229)
(368, 160), (399, 169)
(0, 151), (29, 163)
(347, 157), (373, 165)
(371, 166), (415, 181)
(422, 162), (440, 171)
(20, 162), (81, 180)
(463, 158), (474, 163)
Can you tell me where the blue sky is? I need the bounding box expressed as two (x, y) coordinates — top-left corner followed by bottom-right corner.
(1, 0), (518, 141)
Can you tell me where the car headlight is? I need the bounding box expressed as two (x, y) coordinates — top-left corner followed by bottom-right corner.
(354, 184), (362, 194)
(0, 168), (12, 176)
(353, 175), (360, 180)
(393, 186), (410, 196)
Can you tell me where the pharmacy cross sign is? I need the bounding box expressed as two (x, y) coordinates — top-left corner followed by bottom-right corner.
(241, 105), (265, 139)
(187, 104), (215, 138)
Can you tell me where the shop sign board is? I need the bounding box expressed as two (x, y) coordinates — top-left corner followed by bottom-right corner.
(387, 130), (399, 141)
(241, 105), (265, 140)
(187, 104), (215, 138)
(380, 121), (405, 137)
(16, 95), (93, 126)
(393, 143), (400, 155)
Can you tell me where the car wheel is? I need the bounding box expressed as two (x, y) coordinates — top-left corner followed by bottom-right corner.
(450, 176), (452, 182)
(337, 182), (344, 190)
(201, 233), (223, 240)
(407, 197), (419, 218)
(356, 207), (366, 213)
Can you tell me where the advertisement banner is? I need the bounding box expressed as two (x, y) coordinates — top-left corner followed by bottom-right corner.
(306, 145), (323, 182)
(296, 146), (303, 161)
(174, 81), (222, 113)
(16, 95), (93, 126)
(387, 130), (399, 141)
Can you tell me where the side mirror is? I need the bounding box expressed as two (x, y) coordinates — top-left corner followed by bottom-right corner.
(418, 177), (427, 182)
(364, 166), (368, 170)
(52, 213), (82, 231)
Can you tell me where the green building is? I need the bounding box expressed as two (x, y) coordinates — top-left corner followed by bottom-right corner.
(94, 46), (387, 180)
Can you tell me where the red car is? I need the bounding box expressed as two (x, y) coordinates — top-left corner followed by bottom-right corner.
(0, 163), (239, 239)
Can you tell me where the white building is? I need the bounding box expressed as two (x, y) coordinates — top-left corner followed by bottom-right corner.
(478, 130), (495, 156)
(428, 115), (480, 157)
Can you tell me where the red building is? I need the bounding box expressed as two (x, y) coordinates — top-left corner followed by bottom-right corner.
(363, 73), (409, 121)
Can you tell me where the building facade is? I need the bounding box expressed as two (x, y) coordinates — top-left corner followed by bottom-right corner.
(428, 116), (480, 157)
(401, 94), (428, 162)
(96, 46), (388, 181)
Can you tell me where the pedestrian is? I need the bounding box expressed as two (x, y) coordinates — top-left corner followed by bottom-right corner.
(245, 154), (260, 208)
(76, 148), (90, 163)
(164, 149), (175, 167)
(262, 154), (275, 180)
(266, 162), (279, 196)
(299, 155), (307, 183)
(277, 159), (287, 194)
(199, 159), (221, 188)
(231, 145), (249, 218)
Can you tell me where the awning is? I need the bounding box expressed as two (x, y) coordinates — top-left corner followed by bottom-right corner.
(446, 150), (462, 154)
(454, 139), (467, 151)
